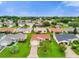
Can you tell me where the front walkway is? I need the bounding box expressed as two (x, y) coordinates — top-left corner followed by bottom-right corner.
(65, 46), (79, 58)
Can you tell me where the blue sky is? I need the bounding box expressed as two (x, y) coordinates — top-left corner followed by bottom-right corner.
(0, 1), (79, 16)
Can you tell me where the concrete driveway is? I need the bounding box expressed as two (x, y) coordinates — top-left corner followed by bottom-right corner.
(28, 40), (39, 58)
(65, 46), (79, 58)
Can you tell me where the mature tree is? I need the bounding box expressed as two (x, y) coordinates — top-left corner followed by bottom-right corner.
(43, 21), (50, 27)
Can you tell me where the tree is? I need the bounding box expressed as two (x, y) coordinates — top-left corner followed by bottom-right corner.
(71, 45), (77, 49)
(43, 21), (50, 27)
(68, 22), (79, 27)
(76, 47), (79, 52)
(40, 40), (50, 54)
(73, 28), (77, 34)
(51, 21), (57, 25)
(59, 44), (66, 52)
(60, 19), (72, 24)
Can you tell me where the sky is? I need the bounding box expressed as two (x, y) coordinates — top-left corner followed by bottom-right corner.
(0, 1), (79, 16)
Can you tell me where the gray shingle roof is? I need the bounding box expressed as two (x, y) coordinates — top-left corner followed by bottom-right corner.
(56, 34), (78, 42)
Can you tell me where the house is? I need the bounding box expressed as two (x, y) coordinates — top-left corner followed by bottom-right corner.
(34, 27), (47, 33)
(13, 33), (26, 41)
(64, 27), (79, 33)
(31, 34), (50, 46)
(18, 20), (26, 27)
(55, 33), (78, 45)
(16, 28), (32, 33)
(49, 28), (63, 33)
(0, 33), (26, 46)
(34, 23), (43, 27)
(31, 34), (50, 40)
(3, 20), (15, 27)
(34, 18), (44, 27)
(63, 28), (74, 33)
(25, 20), (32, 23)
(55, 24), (61, 28)
(0, 28), (16, 33)
(26, 23), (34, 28)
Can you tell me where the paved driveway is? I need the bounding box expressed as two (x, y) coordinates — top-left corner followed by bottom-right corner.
(65, 46), (79, 58)
(28, 46), (38, 58)
(28, 40), (39, 58)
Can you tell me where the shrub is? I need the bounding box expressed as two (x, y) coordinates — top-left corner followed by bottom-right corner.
(43, 21), (50, 27)
(76, 47), (79, 52)
(10, 46), (19, 54)
(59, 44), (66, 52)
(73, 40), (79, 44)
(71, 45), (77, 49)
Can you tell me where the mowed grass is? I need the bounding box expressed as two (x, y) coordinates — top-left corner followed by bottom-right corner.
(0, 33), (31, 58)
(37, 33), (65, 58)
(72, 49), (79, 55)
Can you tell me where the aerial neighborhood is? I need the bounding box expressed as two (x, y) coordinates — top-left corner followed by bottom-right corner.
(0, 16), (79, 58)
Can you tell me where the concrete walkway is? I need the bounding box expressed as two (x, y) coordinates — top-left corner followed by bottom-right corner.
(65, 46), (79, 58)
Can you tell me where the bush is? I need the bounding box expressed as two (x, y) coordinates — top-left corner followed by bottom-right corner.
(73, 40), (79, 44)
(10, 45), (19, 54)
(43, 21), (50, 27)
(71, 45), (77, 49)
(68, 22), (79, 27)
(59, 44), (66, 52)
(76, 47), (79, 52)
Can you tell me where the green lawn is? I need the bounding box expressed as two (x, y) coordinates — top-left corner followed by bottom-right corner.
(37, 33), (65, 58)
(72, 49), (79, 55)
(71, 40), (79, 55)
(0, 33), (31, 58)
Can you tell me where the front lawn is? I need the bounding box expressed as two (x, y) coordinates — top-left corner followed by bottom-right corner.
(0, 33), (31, 57)
(37, 33), (65, 57)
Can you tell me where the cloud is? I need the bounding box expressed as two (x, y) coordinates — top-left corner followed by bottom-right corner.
(0, 1), (6, 5)
(62, 1), (79, 7)
(0, 1), (3, 4)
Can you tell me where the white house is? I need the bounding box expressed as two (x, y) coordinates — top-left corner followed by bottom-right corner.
(34, 27), (47, 33)
(18, 20), (26, 27)
(26, 23), (34, 28)
(3, 20), (15, 27)
(16, 28), (32, 33)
